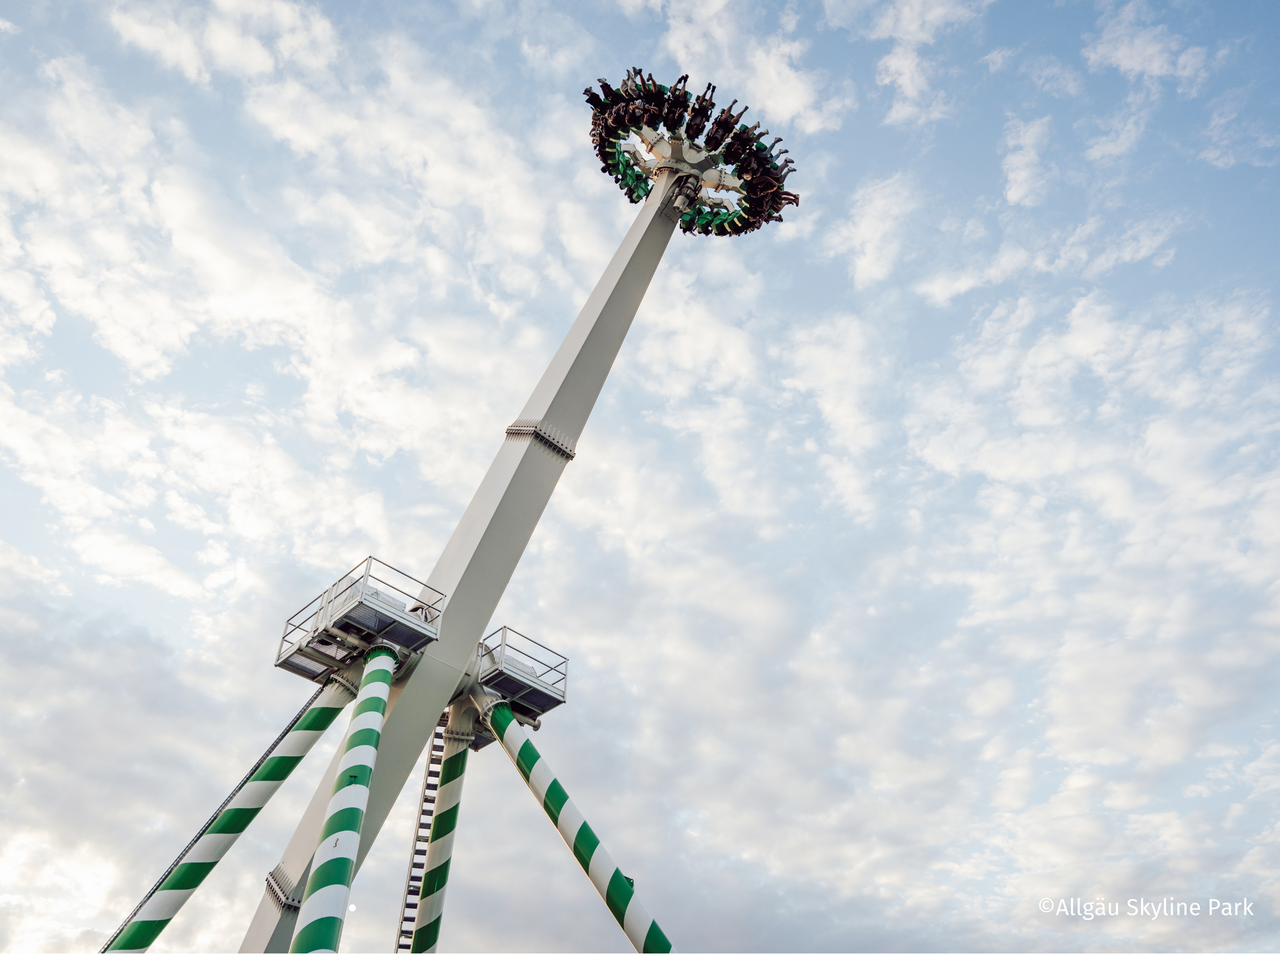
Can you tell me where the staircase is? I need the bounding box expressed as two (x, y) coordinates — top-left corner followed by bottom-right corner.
(393, 711), (449, 952)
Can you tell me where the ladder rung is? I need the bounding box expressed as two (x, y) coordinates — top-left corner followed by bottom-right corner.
(394, 711), (451, 953)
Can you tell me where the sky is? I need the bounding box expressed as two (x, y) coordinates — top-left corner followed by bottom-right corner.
(1, 0), (1279, 952)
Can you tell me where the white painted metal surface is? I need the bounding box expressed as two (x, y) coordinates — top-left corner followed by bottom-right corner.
(239, 168), (685, 952)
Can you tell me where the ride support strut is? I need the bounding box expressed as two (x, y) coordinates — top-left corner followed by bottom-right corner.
(478, 698), (673, 954)
(288, 647), (399, 953)
(102, 674), (358, 953)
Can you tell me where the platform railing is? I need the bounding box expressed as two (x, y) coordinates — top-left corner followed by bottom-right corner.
(278, 557), (446, 665)
(478, 626), (568, 698)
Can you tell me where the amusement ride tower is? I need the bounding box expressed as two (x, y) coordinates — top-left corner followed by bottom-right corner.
(102, 68), (798, 954)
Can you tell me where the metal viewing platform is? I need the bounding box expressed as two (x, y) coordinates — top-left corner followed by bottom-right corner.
(468, 626), (568, 749)
(276, 557), (446, 683)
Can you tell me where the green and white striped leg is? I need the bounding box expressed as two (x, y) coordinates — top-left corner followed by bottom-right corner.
(410, 702), (477, 953)
(103, 674), (357, 953)
(289, 646), (399, 954)
(479, 699), (673, 954)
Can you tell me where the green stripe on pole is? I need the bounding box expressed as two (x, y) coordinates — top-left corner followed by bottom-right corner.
(321, 805), (364, 839)
(345, 727), (382, 751)
(411, 916), (441, 953)
(605, 869), (635, 926)
(354, 696), (389, 717)
(489, 703), (514, 740)
(336, 764), (374, 789)
(642, 922), (673, 954)
(112, 919), (170, 951)
(290, 916), (344, 954)
(250, 754), (305, 782)
(572, 821), (600, 873)
(543, 779), (569, 822)
(157, 860), (218, 891)
(304, 856), (353, 894)
(439, 750), (467, 787)
(515, 739), (541, 782)
(207, 806), (258, 835)
(295, 705), (344, 732)
(430, 803), (459, 841)
(421, 859), (450, 897)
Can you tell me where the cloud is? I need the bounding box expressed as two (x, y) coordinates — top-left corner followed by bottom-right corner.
(203, 15), (275, 76)
(1078, 2), (1214, 163)
(0, 540), (69, 594)
(4, 1), (1280, 953)
(70, 526), (204, 597)
(1083, 0), (1209, 95)
(110, 1), (339, 85)
(743, 285), (1278, 939)
(858, 0), (992, 125)
(1081, 215), (1179, 277)
(1199, 88), (1280, 170)
(110, 4), (209, 84)
(916, 242), (1030, 304)
(517, 11), (597, 78)
(0, 56), (201, 378)
(826, 172), (919, 288)
(0, 225), (57, 371)
(1084, 88), (1154, 163)
(1021, 55), (1083, 98)
(785, 315), (885, 518)
(660, 0), (853, 133)
(900, 291), (1280, 850)
(1001, 115), (1054, 207)
(981, 47), (1014, 72)
(919, 214), (1179, 305)
(235, 38), (554, 280)
(3, 3), (584, 512)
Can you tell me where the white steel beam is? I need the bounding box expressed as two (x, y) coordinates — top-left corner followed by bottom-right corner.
(241, 169), (684, 951)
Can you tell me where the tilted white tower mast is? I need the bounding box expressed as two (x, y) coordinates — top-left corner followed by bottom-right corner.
(245, 165), (688, 955)
(102, 68), (798, 954)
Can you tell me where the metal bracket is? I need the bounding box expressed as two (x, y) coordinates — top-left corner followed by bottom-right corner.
(265, 865), (301, 913)
(328, 670), (360, 700)
(505, 418), (576, 460)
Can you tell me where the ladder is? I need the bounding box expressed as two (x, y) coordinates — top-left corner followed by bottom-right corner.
(393, 711), (449, 952)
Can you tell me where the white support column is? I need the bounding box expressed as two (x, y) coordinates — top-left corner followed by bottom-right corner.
(287, 646), (399, 953)
(103, 676), (357, 953)
(481, 699), (671, 953)
(242, 170), (685, 951)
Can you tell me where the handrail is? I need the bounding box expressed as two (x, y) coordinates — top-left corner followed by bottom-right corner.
(479, 626), (568, 691)
(278, 558), (447, 659)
